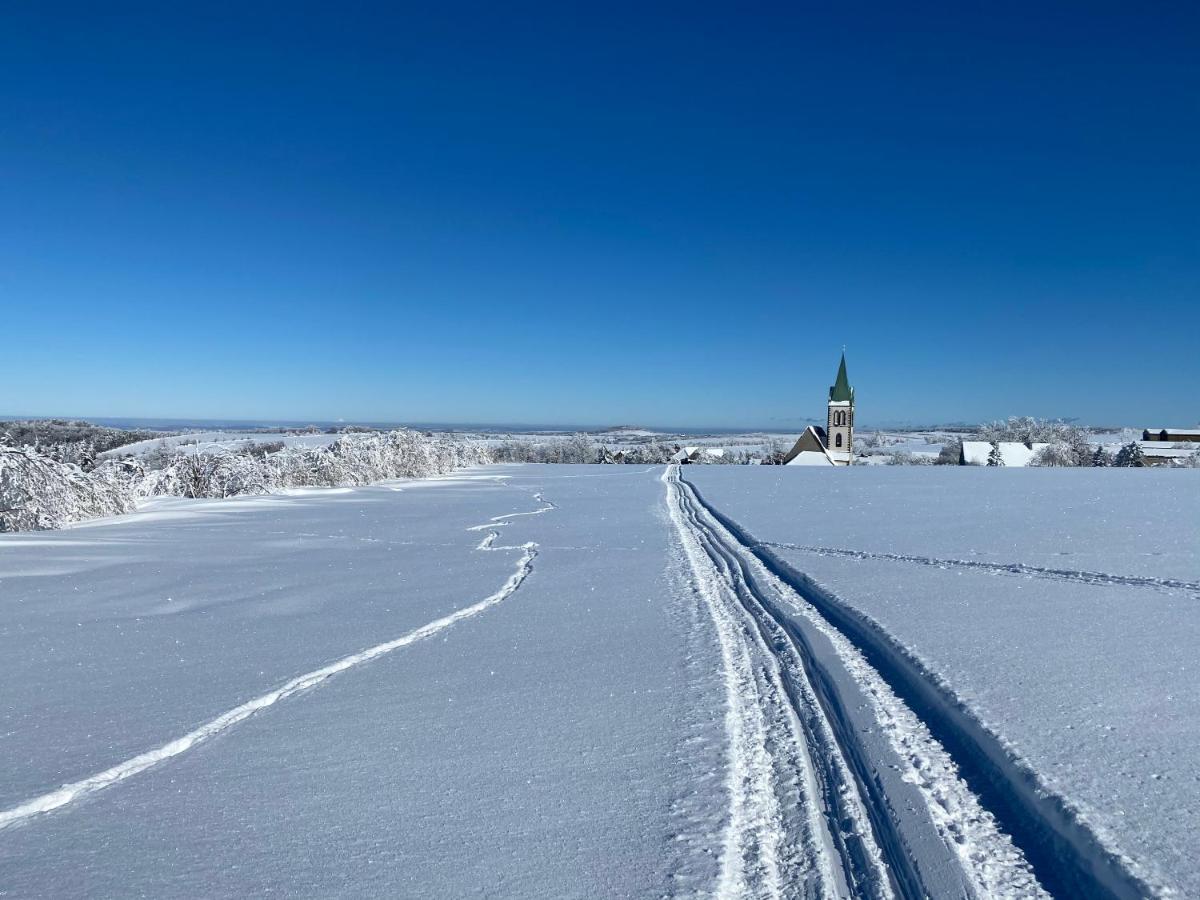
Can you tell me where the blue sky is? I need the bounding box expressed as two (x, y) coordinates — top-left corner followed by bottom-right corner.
(2, 3), (1197, 428)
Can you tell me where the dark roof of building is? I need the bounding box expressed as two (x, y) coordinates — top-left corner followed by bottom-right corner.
(829, 352), (854, 402)
(780, 425), (835, 465)
(1142, 428), (1200, 440)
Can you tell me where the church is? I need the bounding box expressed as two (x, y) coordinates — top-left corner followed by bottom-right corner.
(781, 353), (855, 466)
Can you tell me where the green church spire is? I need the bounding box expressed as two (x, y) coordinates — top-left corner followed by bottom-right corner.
(829, 352), (853, 402)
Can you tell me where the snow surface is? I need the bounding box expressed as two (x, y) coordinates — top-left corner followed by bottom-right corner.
(686, 465), (1200, 897)
(4, 462), (1196, 896)
(0, 466), (727, 897)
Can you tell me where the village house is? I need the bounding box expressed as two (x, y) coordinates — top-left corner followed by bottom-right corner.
(959, 441), (1050, 466)
(1142, 428), (1200, 443)
(1135, 427), (1199, 466)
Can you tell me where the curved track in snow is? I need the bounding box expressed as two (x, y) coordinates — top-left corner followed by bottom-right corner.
(0, 488), (552, 834)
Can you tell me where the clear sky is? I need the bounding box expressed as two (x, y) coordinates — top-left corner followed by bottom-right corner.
(2, 3), (1197, 428)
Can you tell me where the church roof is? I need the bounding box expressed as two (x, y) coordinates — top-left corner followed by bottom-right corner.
(829, 353), (853, 402)
(780, 426), (836, 465)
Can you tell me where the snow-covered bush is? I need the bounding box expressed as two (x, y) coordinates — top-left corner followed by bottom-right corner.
(935, 439), (963, 465)
(492, 434), (600, 464)
(0, 419), (162, 469)
(885, 450), (934, 465)
(242, 431), (490, 494)
(619, 442), (678, 464)
(0, 446), (134, 532)
(2, 431), (492, 530)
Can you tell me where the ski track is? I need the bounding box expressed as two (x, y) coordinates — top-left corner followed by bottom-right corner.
(0, 486), (551, 834)
(759, 543), (1200, 598)
(665, 467), (872, 900)
(665, 466), (1050, 900)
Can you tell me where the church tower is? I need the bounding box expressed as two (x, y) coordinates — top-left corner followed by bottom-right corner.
(826, 352), (854, 465)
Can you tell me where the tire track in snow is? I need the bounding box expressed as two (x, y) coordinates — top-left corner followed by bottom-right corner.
(667, 467), (1049, 900)
(757, 543), (1200, 598)
(0, 489), (552, 834)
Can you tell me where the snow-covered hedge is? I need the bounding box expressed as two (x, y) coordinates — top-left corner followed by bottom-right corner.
(0, 446), (134, 532)
(1, 431), (492, 532)
(492, 434), (755, 465)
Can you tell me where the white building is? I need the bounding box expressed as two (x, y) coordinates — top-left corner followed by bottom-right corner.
(960, 441), (1050, 467)
(1136, 441), (1198, 466)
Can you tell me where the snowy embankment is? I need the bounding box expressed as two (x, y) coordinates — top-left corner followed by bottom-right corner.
(685, 465), (1200, 898)
(0, 431), (491, 532)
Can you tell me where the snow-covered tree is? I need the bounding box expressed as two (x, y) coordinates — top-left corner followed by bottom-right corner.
(1064, 430), (1093, 467)
(979, 417), (1092, 463)
(1114, 442), (1146, 468)
(1091, 446), (1113, 467)
(1030, 442), (1076, 467)
(987, 441), (1005, 467)
(760, 438), (790, 466)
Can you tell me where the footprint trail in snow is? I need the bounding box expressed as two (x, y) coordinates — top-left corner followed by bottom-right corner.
(0, 487), (553, 833)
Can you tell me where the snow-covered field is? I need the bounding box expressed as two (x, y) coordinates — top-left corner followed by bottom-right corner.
(685, 465), (1200, 898)
(0, 466), (725, 897)
(1, 464), (1196, 897)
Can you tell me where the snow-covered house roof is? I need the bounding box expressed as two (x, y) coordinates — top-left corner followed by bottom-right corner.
(1138, 441), (1199, 461)
(670, 446), (727, 464)
(782, 427), (835, 466)
(960, 441), (1050, 467)
(786, 450), (836, 466)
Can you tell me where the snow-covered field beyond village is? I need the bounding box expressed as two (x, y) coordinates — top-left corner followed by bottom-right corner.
(1, 464), (1196, 897)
